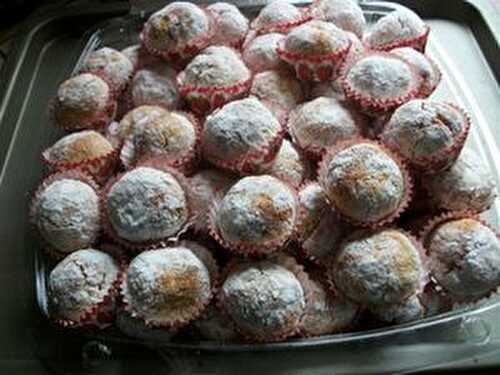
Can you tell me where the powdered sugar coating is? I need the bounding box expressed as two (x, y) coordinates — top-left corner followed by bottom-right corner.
(426, 218), (500, 301)
(142, 2), (211, 54)
(283, 20), (349, 55)
(202, 97), (282, 173)
(82, 47), (134, 91)
(45, 130), (113, 163)
(302, 277), (358, 336)
(207, 2), (249, 47)
(120, 111), (196, 167)
(130, 62), (180, 109)
(302, 208), (347, 263)
(381, 100), (464, 159)
(391, 47), (440, 96)
(261, 140), (311, 188)
(370, 293), (425, 324)
(320, 143), (406, 223)
(288, 97), (361, 155)
(250, 70), (303, 114)
(177, 240), (219, 283)
(220, 259), (306, 340)
(296, 183), (348, 263)
(251, 0), (303, 32)
(124, 247), (212, 325)
(180, 46), (251, 88)
(364, 8), (427, 50)
(297, 182), (330, 241)
(118, 105), (169, 143)
(34, 179), (100, 254)
(215, 175), (297, 250)
(106, 167), (189, 243)
(49, 249), (119, 321)
(55, 73), (111, 130)
(243, 33), (285, 73)
(333, 229), (426, 305)
(190, 169), (236, 233)
(345, 54), (416, 100)
(309, 0), (366, 39)
(194, 304), (239, 341)
(423, 149), (497, 213)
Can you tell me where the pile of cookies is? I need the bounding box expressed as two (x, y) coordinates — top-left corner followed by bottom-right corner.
(31, 1), (499, 343)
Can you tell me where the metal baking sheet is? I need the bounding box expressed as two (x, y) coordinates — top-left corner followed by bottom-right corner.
(0, 0), (499, 373)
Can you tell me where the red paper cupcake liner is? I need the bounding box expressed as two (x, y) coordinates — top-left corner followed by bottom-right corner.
(419, 210), (500, 303)
(251, 9), (313, 36)
(371, 26), (430, 53)
(208, 180), (300, 257)
(340, 51), (422, 116)
(277, 38), (352, 82)
(79, 64), (134, 97)
(419, 210), (498, 249)
(207, 7), (247, 50)
(417, 54), (442, 98)
(295, 180), (329, 241)
(51, 259), (124, 329)
(327, 227), (430, 308)
(191, 188), (226, 235)
(286, 101), (366, 161)
(30, 170), (101, 259)
(140, 7), (216, 63)
(400, 103), (470, 174)
(299, 270), (361, 337)
(296, 209), (350, 268)
(101, 157), (198, 252)
(216, 254), (313, 342)
(52, 90), (118, 133)
(120, 110), (201, 175)
(125, 66), (181, 112)
(178, 71), (253, 116)
(119, 254), (214, 329)
(317, 137), (414, 228)
(42, 143), (119, 185)
(177, 239), (221, 294)
(204, 122), (285, 175)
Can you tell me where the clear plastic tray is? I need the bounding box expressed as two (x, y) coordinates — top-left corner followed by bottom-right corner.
(35, 1), (500, 373)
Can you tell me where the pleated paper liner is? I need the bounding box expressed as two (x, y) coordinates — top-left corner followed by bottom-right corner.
(51, 73), (118, 133)
(299, 269), (362, 337)
(208, 179), (300, 257)
(286, 100), (366, 161)
(326, 227), (430, 310)
(249, 8), (312, 37)
(42, 143), (119, 185)
(50, 259), (124, 329)
(203, 124), (285, 175)
(119, 249), (216, 330)
(369, 26), (431, 53)
(178, 70), (253, 116)
(419, 211), (500, 305)
(125, 64), (181, 112)
(383, 103), (471, 175)
(277, 38), (352, 82)
(140, 7), (216, 63)
(119, 110), (201, 175)
(30, 170), (101, 260)
(317, 137), (414, 228)
(216, 254), (313, 342)
(339, 51), (422, 117)
(101, 157), (198, 252)
(207, 6), (247, 50)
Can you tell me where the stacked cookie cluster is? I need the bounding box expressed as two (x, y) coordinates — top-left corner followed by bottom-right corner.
(31, 0), (499, 342)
